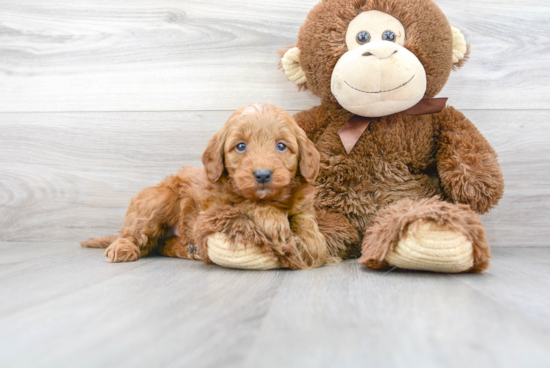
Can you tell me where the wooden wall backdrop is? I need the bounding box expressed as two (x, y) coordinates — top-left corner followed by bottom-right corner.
(0, 0), (549, 246)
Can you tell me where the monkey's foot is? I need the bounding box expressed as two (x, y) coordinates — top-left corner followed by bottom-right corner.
(385, 220), (473, 273)
(206, 233), (281, 270)
(359, 198), (490, 273)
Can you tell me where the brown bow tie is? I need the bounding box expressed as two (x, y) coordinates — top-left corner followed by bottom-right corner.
(338, 98), (448, 154)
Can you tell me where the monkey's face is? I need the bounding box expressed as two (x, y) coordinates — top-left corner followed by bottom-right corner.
(331, 11), (427, 117)
(281, 0), (470, 118)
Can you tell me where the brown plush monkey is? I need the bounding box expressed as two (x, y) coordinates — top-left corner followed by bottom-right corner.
(278, 0), (505, 273)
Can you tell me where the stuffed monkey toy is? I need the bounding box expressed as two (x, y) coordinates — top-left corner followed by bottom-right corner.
(276, 0), (504, 273)
(208, 0), (504, 273)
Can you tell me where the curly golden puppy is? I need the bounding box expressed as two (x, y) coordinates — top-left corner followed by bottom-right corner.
(81, 103), (329, 269)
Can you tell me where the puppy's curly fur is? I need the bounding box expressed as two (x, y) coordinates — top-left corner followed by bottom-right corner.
(81, 103), (330, 269)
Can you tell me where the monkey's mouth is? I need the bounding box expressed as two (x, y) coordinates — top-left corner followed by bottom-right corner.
(344, 74), (415, 94)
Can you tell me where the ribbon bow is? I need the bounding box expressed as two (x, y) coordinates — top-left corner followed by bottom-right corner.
(338, 98), (448, 155)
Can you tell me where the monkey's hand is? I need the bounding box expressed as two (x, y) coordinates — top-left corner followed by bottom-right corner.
(436, 107), (504, 214)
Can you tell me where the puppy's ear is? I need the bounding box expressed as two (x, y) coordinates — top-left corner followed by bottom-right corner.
(295, 127), (320, 182)
(202, 126), (227, 183)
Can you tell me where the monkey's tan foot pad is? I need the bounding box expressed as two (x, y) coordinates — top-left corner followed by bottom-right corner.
(207, 233), (282, 270)
(384, 220), (474, 273)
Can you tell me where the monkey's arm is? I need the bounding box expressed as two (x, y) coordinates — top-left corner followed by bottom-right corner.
(293, 104), (332, 143)
(434, 106), (504, 214)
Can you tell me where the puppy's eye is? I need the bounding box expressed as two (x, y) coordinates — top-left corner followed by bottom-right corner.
(356, 31), (370, 44)
(276, 142), (287, 152)
(382, 30), (396, 42)
(235, 142), (246, 153)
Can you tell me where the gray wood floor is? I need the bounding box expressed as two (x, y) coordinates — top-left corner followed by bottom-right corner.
(1, 243), (550, 368)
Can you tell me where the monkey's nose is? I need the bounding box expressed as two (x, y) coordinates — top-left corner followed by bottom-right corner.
(254, 169), (272, 184)
(362, 42), (399, 59)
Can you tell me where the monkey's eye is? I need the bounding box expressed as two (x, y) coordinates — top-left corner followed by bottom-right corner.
(276, 142), (287, 152)
(235, 142), (246, 153)
(382, 30), (396, 42)
(356, 31), (371, 44)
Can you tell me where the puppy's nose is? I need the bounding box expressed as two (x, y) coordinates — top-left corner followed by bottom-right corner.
(254, 169), (272, 184)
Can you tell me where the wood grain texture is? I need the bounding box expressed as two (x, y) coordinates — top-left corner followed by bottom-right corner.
(0, 0), (549, 112)
(0, 110), (548, 246)
(0, 243), (549, 368)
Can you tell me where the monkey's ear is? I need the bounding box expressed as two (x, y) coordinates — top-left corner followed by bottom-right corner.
(201, 127), (227, 182)
(295, 126), (320, 182)
(278, 45), (308, 89)
(451, 26), (470, 70)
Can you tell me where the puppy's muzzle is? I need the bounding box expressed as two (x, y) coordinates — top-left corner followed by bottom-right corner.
(254, 169), (272, 184)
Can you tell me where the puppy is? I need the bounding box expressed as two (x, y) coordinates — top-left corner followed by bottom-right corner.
(81, 103), (328, 269)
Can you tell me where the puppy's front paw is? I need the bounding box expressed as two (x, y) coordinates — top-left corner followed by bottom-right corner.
(266, 218), (293, 247)
(104, 238), (140, 263)
(248, 207), (292, 246)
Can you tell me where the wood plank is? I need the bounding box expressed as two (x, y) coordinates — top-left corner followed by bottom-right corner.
(0, 242), (285, 368)
(0, 0), (548, 112)
(244, 251), (550, 368)
(1, 110), (548, 246)
(0, 111), (230, 242)
(455, 248), (550, 327)
(0, 243), (549, 367)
